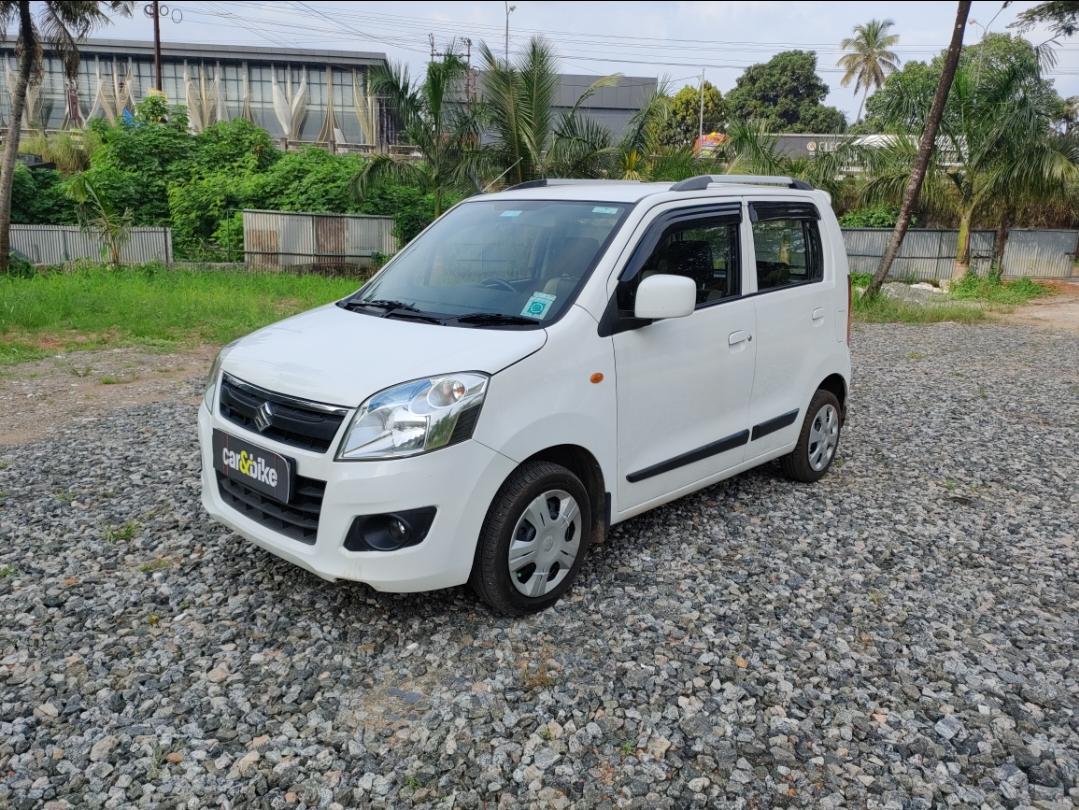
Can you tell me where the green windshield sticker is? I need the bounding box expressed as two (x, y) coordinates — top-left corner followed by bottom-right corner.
(592, 206), (619, 214)
(521, 291), (556, 320)
(500, 210), (522, 217)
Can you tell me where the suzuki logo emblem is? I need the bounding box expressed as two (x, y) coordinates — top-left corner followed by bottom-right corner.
(254, 401), (274, 432)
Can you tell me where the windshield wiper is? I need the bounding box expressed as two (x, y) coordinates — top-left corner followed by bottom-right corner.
(451, 312), (541, 327)
(338, 297), (421, 313)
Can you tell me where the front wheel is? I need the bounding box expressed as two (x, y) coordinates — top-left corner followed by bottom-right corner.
(470, 461), (593, 616)
(780, 389), (843, 483)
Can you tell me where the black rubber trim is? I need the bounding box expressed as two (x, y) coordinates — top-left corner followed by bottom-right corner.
(751, 409), (800, 441)
(749, 201), (820, 223)
(626, 430), (749, 483)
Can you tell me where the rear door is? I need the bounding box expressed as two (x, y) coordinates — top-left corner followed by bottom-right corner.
(744, 199), (834, 457)
(609, 202), (757, 513)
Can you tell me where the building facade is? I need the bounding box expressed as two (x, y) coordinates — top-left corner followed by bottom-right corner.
(0, 39), (392, 148)
(0, 38), (657, 150)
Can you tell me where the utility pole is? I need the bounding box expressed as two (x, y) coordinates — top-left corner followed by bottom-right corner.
(143, 1), (163, 91)
(463, 37), (474, 104)
(504, 2), (516, 63)
(697, 68), (705, 146)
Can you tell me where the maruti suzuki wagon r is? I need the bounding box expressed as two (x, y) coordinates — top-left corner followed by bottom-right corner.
(199, 175), (852, 615)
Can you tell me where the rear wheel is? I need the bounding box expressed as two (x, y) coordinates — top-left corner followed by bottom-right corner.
(470, 461), (592, 616)
(780, 389), (842, 483)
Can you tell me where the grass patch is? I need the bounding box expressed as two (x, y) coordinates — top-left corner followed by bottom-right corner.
(0, 564), (16, 577)
(853, 292), (986, 324)
(0, 264), (362, 366)
(950, 275), (1050, 305)
(138, 557), (171, 573)
(103, 521), (139, 543)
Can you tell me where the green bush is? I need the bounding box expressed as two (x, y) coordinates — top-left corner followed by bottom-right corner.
(950, 274), (1049, 305)
(839, 205), (916, 229)
(11, 165), (76, 224)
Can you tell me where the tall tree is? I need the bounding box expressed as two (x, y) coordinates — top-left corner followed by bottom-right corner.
(838, 19), (901, 122)
(354, 52), (484, 218)
(659, 81), (725, 146)
(1010, 1), (1079, 38)
(0, 1), (129, 272)
(864, 32), (1076, 281)
(726, 51), (847, 133)
(864, 1), (971, 298)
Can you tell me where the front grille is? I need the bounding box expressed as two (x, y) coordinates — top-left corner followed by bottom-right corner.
(216, 471), (325, 544)
(219, 375), (347, 453)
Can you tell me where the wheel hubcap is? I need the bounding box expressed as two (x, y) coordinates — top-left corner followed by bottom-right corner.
(508, 489), (582, 598)
(807, 403), (839, 472)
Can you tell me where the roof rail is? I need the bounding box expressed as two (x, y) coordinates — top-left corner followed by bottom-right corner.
(504, 178), (642, 191)
(670, 174), (814, 192)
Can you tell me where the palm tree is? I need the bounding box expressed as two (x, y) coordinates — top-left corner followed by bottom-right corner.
(864, 31), (1078, 281)
(66, 173), (133, 266)
(865, 1), (970, 298)
(838, 19), (901, 123)
(353, 52), (484, 218)
(480, 36), (619, 185)
(0, 1), (130, 272)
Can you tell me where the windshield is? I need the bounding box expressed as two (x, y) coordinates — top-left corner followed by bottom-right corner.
(345, 199), (629, 326)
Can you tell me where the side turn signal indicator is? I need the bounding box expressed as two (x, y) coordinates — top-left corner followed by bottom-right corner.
(590, 372), (604, 384)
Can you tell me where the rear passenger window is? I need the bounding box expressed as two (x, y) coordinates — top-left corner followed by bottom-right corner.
(618, 215), (740, 310)
(752, 217), (822, 291)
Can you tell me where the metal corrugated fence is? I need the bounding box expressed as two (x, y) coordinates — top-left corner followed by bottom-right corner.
(12, 225), (172, 265)
(243, 210), (397, 273)
(842, 228), (1077, 280)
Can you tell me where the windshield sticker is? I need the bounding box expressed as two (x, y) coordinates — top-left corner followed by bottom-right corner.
(521, 291), (556, 320)
(592, 206), (619, 215)
(500, 210), (522, 217)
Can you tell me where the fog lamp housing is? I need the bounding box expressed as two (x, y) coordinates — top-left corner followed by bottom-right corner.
(343, 507), (437, 552)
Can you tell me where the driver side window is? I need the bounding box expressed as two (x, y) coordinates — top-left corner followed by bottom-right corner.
(617, 214), (741, 311)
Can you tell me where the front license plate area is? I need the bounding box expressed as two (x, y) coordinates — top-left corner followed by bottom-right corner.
(212, 429), (293, 503)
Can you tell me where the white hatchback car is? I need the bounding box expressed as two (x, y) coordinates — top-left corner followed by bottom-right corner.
(199, 175), (852, 614)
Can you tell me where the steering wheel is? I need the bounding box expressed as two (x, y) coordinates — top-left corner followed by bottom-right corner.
(479, 278), (517, 292)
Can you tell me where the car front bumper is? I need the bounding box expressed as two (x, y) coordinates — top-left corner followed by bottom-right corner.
(197, 403), (515, 592)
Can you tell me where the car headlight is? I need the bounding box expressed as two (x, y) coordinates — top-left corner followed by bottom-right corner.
(337, 372), (489, 460)
(203, 353), (224, 413)
(203, 342), (238, 413)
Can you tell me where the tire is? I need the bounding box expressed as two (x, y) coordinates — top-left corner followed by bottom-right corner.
(470, 461), (593, 616)
(780, 389), (843, 483)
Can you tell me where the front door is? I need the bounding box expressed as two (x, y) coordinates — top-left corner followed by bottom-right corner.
(610, 203), (756, 513)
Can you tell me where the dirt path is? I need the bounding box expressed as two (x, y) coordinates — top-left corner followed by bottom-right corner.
(0, 345), (216, 445)
(994, 279), (1079, 335)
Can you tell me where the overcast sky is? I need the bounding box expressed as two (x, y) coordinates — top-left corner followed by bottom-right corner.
(67, 1), (1079, 119)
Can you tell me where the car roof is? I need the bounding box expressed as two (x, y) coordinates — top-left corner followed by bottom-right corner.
(476, 179), (823, 205)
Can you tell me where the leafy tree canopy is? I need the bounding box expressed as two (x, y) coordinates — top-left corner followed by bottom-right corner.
(726, 51), (847, 133)
(1010, 1), (1079, 38)
(659, 81), (726, 146)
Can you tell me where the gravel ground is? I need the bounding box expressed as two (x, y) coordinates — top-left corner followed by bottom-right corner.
(1, 322), (1077, 809)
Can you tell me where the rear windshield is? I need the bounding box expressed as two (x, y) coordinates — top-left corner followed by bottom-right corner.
(347, 199), (629, 327)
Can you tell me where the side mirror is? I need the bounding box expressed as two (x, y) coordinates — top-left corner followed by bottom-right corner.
(633, 274), (696, 320)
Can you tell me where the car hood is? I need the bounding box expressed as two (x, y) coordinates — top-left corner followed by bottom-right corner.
(221, 304), (547, 406)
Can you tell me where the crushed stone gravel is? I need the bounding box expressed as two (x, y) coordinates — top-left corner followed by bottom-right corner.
(1, 322), (1077, 809)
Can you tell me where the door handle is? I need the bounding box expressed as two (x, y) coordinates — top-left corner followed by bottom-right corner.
(728, 330), (751, 346)
(811, 307), (825, 321)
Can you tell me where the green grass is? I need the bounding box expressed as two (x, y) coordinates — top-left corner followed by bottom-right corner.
(0, 264), (362, 366)
(950, 275), (1050, 306)
(138, 557), (171, 573)
(103, 521), (139, 543)
(853, 292), (986, 324)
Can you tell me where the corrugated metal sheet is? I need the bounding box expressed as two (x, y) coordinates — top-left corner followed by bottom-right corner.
(12, 225), (172, 265)
(1000, 229), (1078, 279)
(242, 209), (396, 271)
(842, 228), (993, 280)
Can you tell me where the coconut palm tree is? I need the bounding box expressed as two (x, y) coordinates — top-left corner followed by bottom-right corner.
(353, 52), (484, 218)
(0, 1), (130, 272)
(480, 36), (619, 185)
(865, 1), (970, 298)
(863, 32), (1078, 281)
(838, 19), (901, 123)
